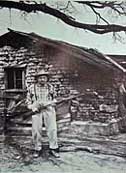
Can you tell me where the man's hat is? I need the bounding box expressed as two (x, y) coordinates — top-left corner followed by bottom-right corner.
(34, 69), (50, 77)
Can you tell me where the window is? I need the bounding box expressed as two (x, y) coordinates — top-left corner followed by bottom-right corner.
(5, 67), (25, 90)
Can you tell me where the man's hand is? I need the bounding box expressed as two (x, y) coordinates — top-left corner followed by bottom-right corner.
(28, 102), (42, 113)
(32, 107), (40, 113)
(49, 99), (57, 107)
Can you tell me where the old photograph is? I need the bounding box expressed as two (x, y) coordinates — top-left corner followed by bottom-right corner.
(0, 0), (126, 173)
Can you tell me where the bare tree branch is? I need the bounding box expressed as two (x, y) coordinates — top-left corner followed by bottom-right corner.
(89, 5), (109, 24)
(75, 1), (126, 24)
(75, 1), (126, 15)
(0, 1), (126, 34)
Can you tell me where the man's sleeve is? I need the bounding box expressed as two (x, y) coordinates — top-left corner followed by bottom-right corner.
(120, 84), (126, 94)
(49, 84), (57, 100)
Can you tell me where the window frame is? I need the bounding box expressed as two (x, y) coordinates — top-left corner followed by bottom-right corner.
(4, 67), (26, 92)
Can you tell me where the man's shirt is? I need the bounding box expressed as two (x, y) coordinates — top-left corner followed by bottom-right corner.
(27, 83), (56, 109)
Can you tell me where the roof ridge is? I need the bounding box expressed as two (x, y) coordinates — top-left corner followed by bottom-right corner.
(1, 28), (126, 73)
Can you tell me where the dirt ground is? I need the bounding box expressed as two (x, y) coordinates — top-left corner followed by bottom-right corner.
(1, 142), (126, 173)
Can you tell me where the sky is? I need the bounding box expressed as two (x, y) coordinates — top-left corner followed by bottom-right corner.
(0, 0), (126, 55)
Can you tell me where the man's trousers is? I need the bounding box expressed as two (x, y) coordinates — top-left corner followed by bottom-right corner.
(32, 106), (58, 151)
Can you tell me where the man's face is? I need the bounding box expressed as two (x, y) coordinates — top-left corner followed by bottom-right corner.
(37, 75), (48, 85)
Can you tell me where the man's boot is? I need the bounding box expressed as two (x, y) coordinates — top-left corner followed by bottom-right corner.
(33, 150), (40, 158)
(49, 149), (60, 158)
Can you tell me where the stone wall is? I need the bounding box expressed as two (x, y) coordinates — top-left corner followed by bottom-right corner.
(0, 44), (124, 135)
(0, 45), (73, 134)
(72, 88), (119, 123)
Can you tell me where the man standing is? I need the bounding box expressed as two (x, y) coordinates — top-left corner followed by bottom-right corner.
(27, 70), (59, 158)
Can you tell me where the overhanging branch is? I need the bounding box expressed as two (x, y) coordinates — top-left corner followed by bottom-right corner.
(0, 1), (126, 34)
